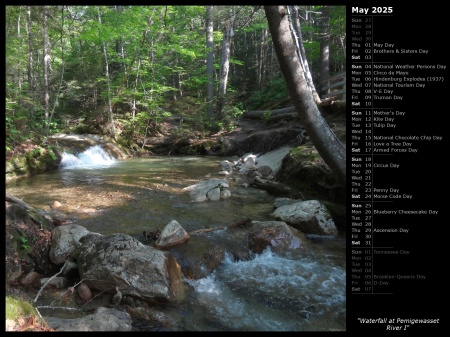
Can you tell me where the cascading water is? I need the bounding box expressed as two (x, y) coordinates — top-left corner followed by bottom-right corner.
(60, 145), (118, 169)
(6, 151), (346, 331)
(179, 245), (346, 331)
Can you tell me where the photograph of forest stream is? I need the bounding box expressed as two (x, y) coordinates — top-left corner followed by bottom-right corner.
(5, 5), (347, 331)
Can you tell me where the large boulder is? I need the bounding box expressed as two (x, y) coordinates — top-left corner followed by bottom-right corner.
(49, 224), (95, 265)
(75, 232), (184, 302)
(182, 178), (230, 202)
(272, 200), (338, 236)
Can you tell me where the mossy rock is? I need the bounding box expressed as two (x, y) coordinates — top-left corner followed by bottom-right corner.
(6, 296), (51, 331)
(277, 145), (339, 200)
(6, 296), (40, 321)
(289, 145), (322, 162)
(6, 148), (61, 180)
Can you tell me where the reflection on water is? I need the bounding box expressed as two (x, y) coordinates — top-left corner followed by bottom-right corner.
(6, 152), (346, 331)
(61, 171), (107, 186)
(6, 156), (279, 235)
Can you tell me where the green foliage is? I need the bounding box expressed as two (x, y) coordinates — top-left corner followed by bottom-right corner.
(226, 102), (245, 119)
(5, 5), (345, 155)
(207, 102), (245, 133)
(262, 111), (271, 125)
(31, 148), (41, 157)
(43, 144), (59, 161)
(246, 76), (289, 110)
(220, 102), (245, 130)
(19, 236), (30, 251)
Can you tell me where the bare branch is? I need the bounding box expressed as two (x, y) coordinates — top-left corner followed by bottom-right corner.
(33, 259), (69, 304)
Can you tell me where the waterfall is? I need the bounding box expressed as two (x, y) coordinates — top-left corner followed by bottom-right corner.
(49, 134), (127, 169)
(60, 145), (118, 169)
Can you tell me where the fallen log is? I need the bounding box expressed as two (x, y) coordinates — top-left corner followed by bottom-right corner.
(141, 136), (194, 146)
(6, 193), (31, 210)
(243, 100), (346, 120)
(267, 112), (298, 123)
(6, 193), (65, 227)
(242, 106), (296, 119)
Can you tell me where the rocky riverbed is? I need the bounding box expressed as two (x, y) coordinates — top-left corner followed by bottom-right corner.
(5, 108), (346, 331)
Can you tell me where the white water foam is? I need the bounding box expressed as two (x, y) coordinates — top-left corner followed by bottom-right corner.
(186, 249), (346, 330)
(60, 145), (118, 169)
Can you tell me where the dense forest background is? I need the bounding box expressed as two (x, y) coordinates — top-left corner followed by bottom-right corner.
(5, 5), (346, 157)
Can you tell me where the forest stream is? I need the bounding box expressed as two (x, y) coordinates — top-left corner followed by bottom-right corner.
(5, 143), (346, 331)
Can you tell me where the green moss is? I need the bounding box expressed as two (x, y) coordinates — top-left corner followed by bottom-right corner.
(6, 148), (61, 180)
(290, 145), (320, 162)
(5, 296), (40, 322)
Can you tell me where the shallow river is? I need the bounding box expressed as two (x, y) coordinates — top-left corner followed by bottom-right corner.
(6, 146), (346, 331)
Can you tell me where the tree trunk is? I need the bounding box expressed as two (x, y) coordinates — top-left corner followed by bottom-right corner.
(206, 5), (214, 119)
(98, 7), (117, 140)
(216, 11), (235, 120)
(132, 58), (141, 118)
(216, 29), (231, 119)
(318, 6), (331, 99)
(48, 6), (66, 134)
(26, 6), (33, 94)
(16, 7), (22, 93)
(258, 29), (266, 86)
(289, 5), (321, 104)
(264, 6), (346, 186)
(43, 6), (50, 127)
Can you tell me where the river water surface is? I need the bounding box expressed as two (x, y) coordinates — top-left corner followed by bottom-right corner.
(6, 145), (346, 331)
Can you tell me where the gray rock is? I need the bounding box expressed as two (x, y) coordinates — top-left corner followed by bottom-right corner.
(40, 276), (68, 289)
(182, 178), (229, 202)
(272, 200), (338, 236)
(155, 220), (190, 248)
(45, 307), (132, 331)
(257, 165), (273, 178)
(273, 197), (302, 208)
(248, 221), (305, 254)
(49, 224), (98, 265)
(75, 232), (184, 301)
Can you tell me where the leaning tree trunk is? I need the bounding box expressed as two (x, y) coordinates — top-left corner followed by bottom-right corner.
(288, 5), (321, 104)
(264, 6), (346, 185)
